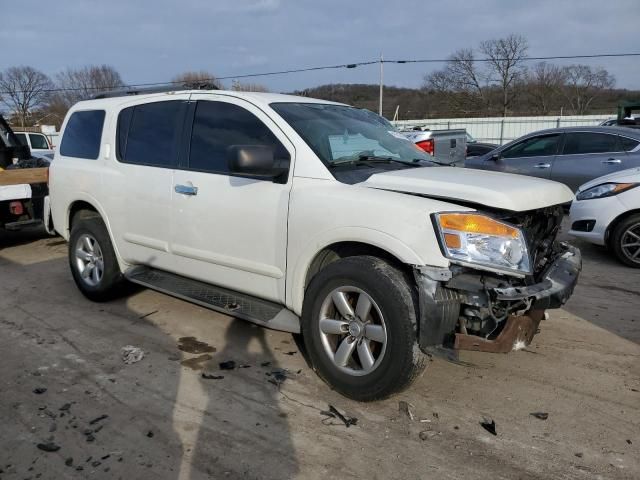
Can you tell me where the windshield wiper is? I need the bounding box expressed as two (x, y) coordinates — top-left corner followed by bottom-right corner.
(420, 158), (457, 166)
(330, 155), (416, 168)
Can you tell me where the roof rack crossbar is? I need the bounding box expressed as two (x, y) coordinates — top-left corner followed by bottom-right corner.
(93, 82), (219, 99)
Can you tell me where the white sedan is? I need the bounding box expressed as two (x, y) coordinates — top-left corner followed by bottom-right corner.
(569, 167), (640, 267)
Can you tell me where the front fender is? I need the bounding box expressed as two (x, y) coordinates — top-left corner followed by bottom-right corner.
(286, 226), (429, 315)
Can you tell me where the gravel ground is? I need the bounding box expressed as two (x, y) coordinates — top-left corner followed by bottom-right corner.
(0, 224), (638, 480)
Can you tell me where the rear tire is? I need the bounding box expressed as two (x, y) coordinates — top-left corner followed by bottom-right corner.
(69, 213), (125, 301)
(611, 213), (640, 268)
(302, 255), (426, 401)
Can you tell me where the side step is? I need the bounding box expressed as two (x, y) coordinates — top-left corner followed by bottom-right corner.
(125, 266), (300, 333)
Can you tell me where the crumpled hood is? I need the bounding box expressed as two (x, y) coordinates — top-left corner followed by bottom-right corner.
(360, 166), (575, 211)
(577, 167), (640, 192)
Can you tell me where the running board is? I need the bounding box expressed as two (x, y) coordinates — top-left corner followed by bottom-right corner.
(124, 266), (300, 333)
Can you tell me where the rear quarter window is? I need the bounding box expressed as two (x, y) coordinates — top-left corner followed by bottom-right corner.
(619, 136), (640, 152)
(60, 110), (106, 159)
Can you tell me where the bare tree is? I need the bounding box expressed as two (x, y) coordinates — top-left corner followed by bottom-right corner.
(172, 71), (222, 89)
(231, 80), (269, 92)
(0, 66), (53, 127)
(525, 62), (566, 114)
(561, 65), (615, 114)
(480, 34), (529, 116)
(51, 65), (123, 108)
(423, 48), (489, 115)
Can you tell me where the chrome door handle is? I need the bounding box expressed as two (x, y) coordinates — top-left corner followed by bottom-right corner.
(533, 163), (551, 169)
(602, 158), (622, 164)
(175, 184), (198, 196)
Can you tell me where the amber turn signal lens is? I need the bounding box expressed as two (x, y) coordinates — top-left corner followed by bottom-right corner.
(444, 232), (461, 249)
(439, 213), (518, 238)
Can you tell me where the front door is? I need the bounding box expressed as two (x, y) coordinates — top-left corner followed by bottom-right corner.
(487, 133), (562, 180)
(170, 95), (294, 302)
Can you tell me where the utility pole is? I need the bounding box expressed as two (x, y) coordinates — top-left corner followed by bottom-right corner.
(379, 53), (384, 116)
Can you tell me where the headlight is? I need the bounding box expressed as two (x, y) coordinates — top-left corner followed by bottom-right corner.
(576, 182), (637, 201)
(433, 213), (531, 275)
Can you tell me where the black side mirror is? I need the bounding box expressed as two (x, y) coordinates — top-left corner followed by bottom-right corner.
(489, 153), (502, 162)
(227, 145), (290, 180)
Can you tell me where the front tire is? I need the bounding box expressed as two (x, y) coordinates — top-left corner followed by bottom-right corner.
(302, 256), (426, 401)
(69, 213), (124, 301)
(611, 213), (640, 268)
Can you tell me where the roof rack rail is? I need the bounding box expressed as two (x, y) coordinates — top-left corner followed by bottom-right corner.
(93, 82), (219, 99)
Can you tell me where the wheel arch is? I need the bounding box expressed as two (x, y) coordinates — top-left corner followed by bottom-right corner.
(605, 208), (640, 246)
(288, 227), (426, 315)
(65, 196), (127, 271)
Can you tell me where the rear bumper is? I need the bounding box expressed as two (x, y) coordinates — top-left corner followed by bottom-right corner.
(417, 244), (582, 354)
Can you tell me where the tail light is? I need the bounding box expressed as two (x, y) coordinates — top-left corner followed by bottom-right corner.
(9, 201), (24, 216)
(416, 139), (434, 155)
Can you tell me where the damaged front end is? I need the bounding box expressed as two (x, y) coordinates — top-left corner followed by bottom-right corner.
(416, 206), (582, 355)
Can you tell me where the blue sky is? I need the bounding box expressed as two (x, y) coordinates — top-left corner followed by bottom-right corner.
(3, 0), (639, 91)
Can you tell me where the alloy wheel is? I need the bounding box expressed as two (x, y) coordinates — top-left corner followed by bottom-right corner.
(318, 286), (388, 376)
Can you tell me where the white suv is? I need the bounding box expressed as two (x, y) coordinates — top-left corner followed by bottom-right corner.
(49, 87), (581, 400)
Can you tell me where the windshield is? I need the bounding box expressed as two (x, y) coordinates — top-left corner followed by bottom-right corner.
(270, 103), (430, 166)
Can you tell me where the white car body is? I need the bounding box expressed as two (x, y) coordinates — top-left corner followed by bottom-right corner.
(49, 90), (573, 316)
(569, 167), (640, 245)
(48, 89), (583, 399)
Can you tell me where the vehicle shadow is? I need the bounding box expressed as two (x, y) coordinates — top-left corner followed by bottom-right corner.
(0, 235), (298, 479)
(183, 320), (299, 479)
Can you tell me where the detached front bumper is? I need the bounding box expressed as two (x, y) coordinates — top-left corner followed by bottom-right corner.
(416, 244), (582, 354)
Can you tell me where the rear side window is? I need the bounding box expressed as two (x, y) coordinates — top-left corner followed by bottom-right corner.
(502, 134), (560, 159)
(29, 134), (49, 149)
(60, 110), (105, 159)
(14, 133), (28, 146)
(188, 101), (288, 173)
(117, 101), (185, 167)
(562, 132), (619, 155)
(619, 136), (639, 152)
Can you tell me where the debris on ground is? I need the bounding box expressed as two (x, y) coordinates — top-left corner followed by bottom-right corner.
(59, 403), (71, 412)
(33, 388), (47, 395)
(575, 452), (583, 458)
(283, 351), (297, 356)
(260, 361), (272, 367)
(65, 457), (73, 466)
(201, 372), (224, 380)
(530, 412), (549, 420)
(266, 369), (288, 388)
(219, 360), (236, 370)
(121, 345), (145, 364)
(239, 364), (251, 368)
(480, 418), (497, 436)
(320, 405), (358, 428)
(146, 431), (154, 438)
(36, 442), (61, 452)
(398, 401), (415, 421)
(89, 414), (108, 425)
(627, 439), (632, 445)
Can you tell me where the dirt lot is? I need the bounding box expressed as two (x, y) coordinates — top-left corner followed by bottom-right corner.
(0, 224), (638, 480)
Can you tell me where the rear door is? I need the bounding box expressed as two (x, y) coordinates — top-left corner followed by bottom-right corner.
(170, 95), (294, 302)
(485, 133), (562, 180)
(551, 131), (635, 191)
(114, 96), (190, 270)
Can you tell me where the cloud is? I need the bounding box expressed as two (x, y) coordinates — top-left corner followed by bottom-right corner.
(1, 0), (638, 91)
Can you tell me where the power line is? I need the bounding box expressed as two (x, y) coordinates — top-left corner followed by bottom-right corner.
(0, 52), (638, 96)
